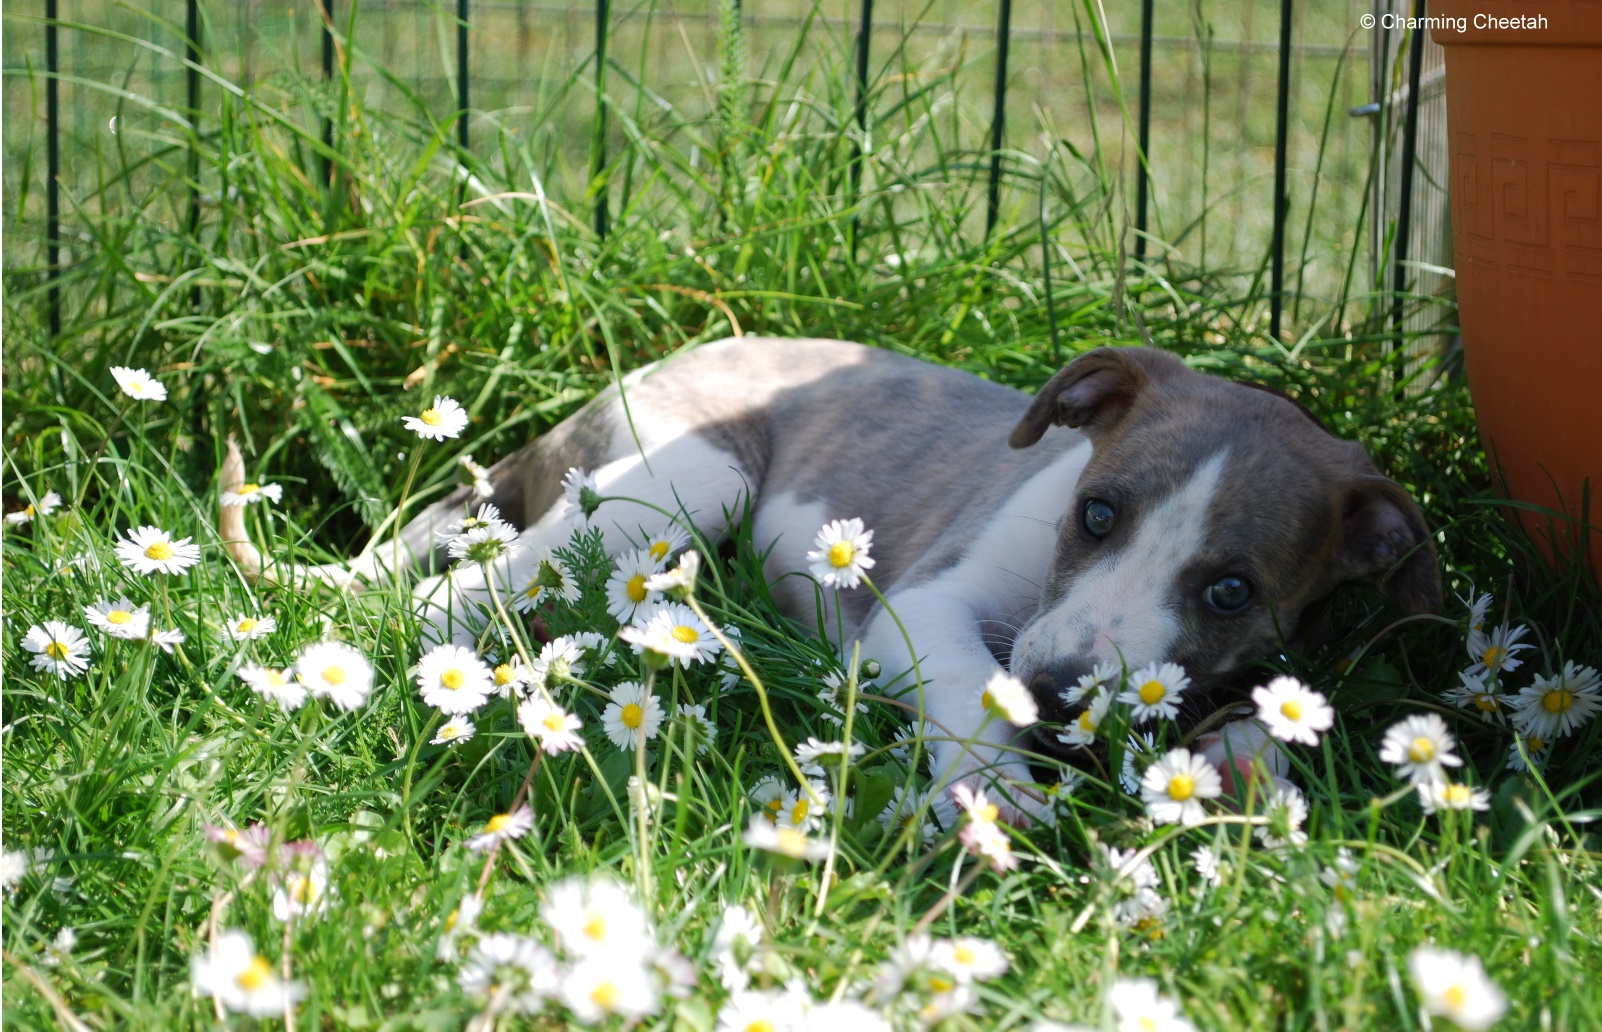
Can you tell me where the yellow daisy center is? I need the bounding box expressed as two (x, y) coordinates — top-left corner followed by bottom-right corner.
(144, 541), (175, 561)
(1527, 736), (1548, 752)
(745, 1022), (776, 1032)
(621, 703), (644, 729)
(764, 798), (784, 818)
(1443, 784), (1473, 806)
(791, 799), (810, 823)
(626, 574), (648, 603)
(265, 669), (287, 687)
(291, 876), (316, 904)
(980, 690), (995, 711)
(1407, 736), (1436, 763)
(649, 541), (671, 562)
(444, 907), (460, 932)
(583, 915), (607, 941)
(775, 828), (808, 856)
(671, 624), (699, 644)
(1078, 710), (1098, 732)
(1482, 645), (1503, 668)
(1543, 688), (1574, 714)
(322, 665), (347, 686)
(45, 642), (69, 661)
(420, 408), (444, 426)
(484, 814), (511, 833)
(238, 483), (260, 495)
(494, 664), (515, 686)
(236, 955), (273, 992)
(1167, 773), (1195, 801)
(1279, 699), (1303, 721)
(928, 976), (956, 993)
(1138, 680), (1166, 706)
(441, 668), (465, 690)
(828, 540), (855, 569)
(589, 981), (619, 1010)
(23, 505), (35, 517)
(108, 609), (134, 625)
(1443, 984), (1467, 1011)
(977, 803), (1000, 824)
(235, 618), (258, 633)
(439, 725), (461, 739)
(1474, 694), (1499, 712)
(1139, 1017), (1159, 1032)
(542, 713), (567, 733)
(953, 945), (977, 965)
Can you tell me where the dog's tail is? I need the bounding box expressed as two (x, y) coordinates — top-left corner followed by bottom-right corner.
(218, 436), (359, 591)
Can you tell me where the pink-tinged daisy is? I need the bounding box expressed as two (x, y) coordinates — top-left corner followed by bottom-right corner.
(465, 805), (534, 852)
(4, 490), (62, 525)
(220, 481), (283, 508)
(980, 671), (1039, 726)
(190, 930), (303, 1017)
(518, 697), (585, 753)
(115, 526), (201, 575)
(806, 518), (875, 589)
(1252, 676), (1334, 745)
(111, 366), (167, 402)
(84, 598), (152, 640)
(457, 933), (558, 1015)
(294, 641), (374, 710)
(1140, 747), (1222, 826)
(952, 784), (1019, 872)
(1407, 946), (1506, 1031)
(1377, 714), (1462, 784)
(416, 643), (494, 715)
(203, 823), (271, 867)
(401, 395), (468, 441)
(430, 718), (476, 745)
(239, 665), (307, 711)
(1120, 661), (1191, 723)
(22, 622), (91, 679)
(1510, 661), (1601, 740)
(222, 613), (277, 643)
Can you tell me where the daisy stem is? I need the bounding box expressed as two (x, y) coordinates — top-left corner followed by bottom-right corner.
(281, 912), (297, 1032)
(482, 561), (540, 686)
(390, 446), (426, 606)
(861, 575), (927, 789)
(634, 668), (656, 903)
(909, 863), (984, 937)
(814, 641), (861, 919)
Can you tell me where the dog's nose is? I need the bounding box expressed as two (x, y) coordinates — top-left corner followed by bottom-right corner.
(1024, 663), (1096, 723)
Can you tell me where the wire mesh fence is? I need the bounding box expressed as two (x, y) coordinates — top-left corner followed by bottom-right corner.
(4, 0), (1447, 344)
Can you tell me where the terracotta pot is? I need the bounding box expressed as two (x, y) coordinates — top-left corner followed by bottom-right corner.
(1431, 2), (1602, 585)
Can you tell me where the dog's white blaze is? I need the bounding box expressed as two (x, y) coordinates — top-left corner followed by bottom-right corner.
(1010, 449), (1230, 677)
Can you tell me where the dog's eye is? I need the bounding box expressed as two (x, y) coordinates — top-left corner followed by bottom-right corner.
(1081, 499), (1116, 539)
(1204, 576), (1253, 613)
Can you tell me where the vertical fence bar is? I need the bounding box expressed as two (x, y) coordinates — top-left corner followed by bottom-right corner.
(984, 0), (1013, 237)
(186, 0), (201, 308)
(591, 0), (609, 238)
(45, 0), (59, 338)
(850, 0), (874, 195)
(1393, 0), (1426, 344)
(1268, 0), (1293, 340)
(1134, 0), (1153, 260)
(457, 0), (469, 156)
(321, 0), (335, 184)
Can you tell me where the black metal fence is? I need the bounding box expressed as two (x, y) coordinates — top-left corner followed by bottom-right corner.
(14, 0), (1439, 345)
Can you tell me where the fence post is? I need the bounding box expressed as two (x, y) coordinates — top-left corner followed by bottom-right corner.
(187, 0), (201, 308)
(1268, 0), (1293, 340)
(45, 0), (59, 339)
(1134, 0), (1153, 259)
(1393, 0), (1427, 344)
(457, 0), (469, 156)
(984, 0), (1013, 237)
(850, 0), (873, 195)
(591, 0), (609, 238)
(321, 0), (334, 184)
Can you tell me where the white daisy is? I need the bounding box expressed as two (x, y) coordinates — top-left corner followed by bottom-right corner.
(932, 937), (1008, 983)
(111, 366), (167, 402)
(435, 503), (506, 542)
(1058, 691), (1112, 749)
(888, 722), (936, 770)
(446, 521), (522, 566)
(806, 518), (875, 589)
(4, 490), (63, 525)
(1099, 843), (1159, 891)
(1465, 622), (1533, 678)
(220, 481), (284, 507)
(952, 784), (1018, 872)
(620, 604), (720, 667)
(1251, 676), (1334, 745)
(1120, 661), (1191, 724)
(601, 681), (664, 750)
(794, 736), (864, 769)
(877, 784), (939, 846)
(777, 781), (830, 833)
(605, 549), (664, 624)
(513, 547), (582, 612)
(1461, 589), (1494, 638)
(751, 776), (789, 824)
(540, 876), (650, 960)
(2, 850), (31, 892)
(1062, 660), (1120, 707)
(712, 905), (765, 991)
(1108, 978), (1196, 1032)
(1377, 714), (1462, 784)
(431, 718), (477, 745)
(1417, 780), (1491, 815)
(401, 395), (468, 441)
(271, 853), (331, 923)
(1510, 661), (1601, 739)
(294, 641), (374, 710)
(561, 466), (602, 521)
(436, 893), (482, 962)
(222, 613), (277, 643)
(1121, 731), (1157, 795)
(532, 636), (585, 689)
(817, 670), (870, 726)
(1320, 848), (1360, 902)
(489, 656), (533, 697)
(458, 932), (558, 1015)
(980, 671), (1039, 726)
(560, 956), (660, 1023)
(115, 525), (201, 575)
(21, 622), (91, 679)
(1191, 845), (1224, 888)
(84, 598), (152, 640)
(643, 549), (700, 597)
(465, 805), (534, 852)
(1506, 732), (1550, 772)
(1442, 670), (1507, 724)
(518, 697), (585, 753)
(639, 523), (691, 566)
(1407, 946), (1506, 1031)
(1253, 784), (1309, 848)
(1140, 747), (1222, 826)
(240, 665), (308, 711)
(674, 703), (717, 755)
(457, 454), (496, 500)
(190, 930), (303, 1017)
(716, 989), (809, 1032)
(150, 627), (186, 653)
(416, 643), (494, 715)
(742, 818), (832, 862)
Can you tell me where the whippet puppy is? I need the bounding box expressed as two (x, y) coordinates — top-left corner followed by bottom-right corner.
(223, 338), (1440, 817)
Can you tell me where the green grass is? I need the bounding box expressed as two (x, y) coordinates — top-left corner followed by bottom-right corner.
(3, 1), (1600, 1028)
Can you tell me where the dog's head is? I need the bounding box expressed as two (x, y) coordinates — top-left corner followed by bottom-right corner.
(1006, 347), (1440, 746)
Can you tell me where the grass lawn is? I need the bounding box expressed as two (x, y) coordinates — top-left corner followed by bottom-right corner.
(3, 4), (1599, 1029)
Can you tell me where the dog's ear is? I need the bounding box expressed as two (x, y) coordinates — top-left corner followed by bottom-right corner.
(1334, 476), (1442, 613)
(1009, 347), (1179, 448)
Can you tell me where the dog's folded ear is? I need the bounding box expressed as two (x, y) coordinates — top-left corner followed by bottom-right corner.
(1009, 346), (1182, 448)
(1336, 476), (1442, 613)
